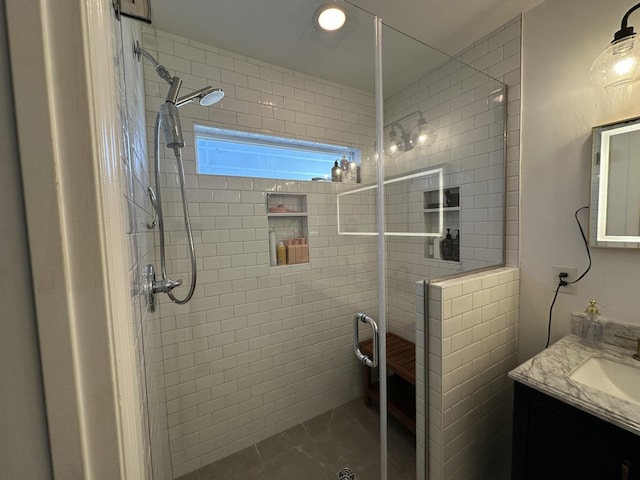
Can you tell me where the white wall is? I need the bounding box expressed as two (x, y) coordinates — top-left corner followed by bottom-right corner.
(0, 1), (52, 475)
(520, 0), (640, 362)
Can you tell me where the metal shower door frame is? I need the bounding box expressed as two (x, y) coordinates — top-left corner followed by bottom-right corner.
(373, 15), (390, 480)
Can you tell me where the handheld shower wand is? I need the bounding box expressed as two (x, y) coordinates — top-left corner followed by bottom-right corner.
(134, 41), (224, 309)
(159, 102), (185, 151)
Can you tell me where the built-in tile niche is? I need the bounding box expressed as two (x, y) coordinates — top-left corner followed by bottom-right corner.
(267, 193), (309, 266)
(423, 186), (460, 262)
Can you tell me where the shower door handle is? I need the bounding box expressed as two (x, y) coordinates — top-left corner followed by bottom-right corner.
(353, 312), (379, 368)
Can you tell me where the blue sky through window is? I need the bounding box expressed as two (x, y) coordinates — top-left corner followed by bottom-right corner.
(195, 126), (357, 181)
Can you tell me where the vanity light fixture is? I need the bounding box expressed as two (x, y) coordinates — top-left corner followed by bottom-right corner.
(410, 113), (435, 148)
(387, 126), (407, 155)
(590, 2), (640, 88)
(314, 3), (348, 32)
(384, 111), (435, 156)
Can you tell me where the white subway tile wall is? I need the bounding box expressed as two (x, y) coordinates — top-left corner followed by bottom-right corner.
(141, 27), (379, 477)
(117, 18), (172, 480)
(460, 17), (521, 268)
(427, 267), (519, 480)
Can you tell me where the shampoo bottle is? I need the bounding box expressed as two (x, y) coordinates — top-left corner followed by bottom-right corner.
(276, 241), (287, 265)
(331, 161), (342, 182)
(452, 229), (460, 261)
(346, 158), (358, 183)
(269, 229), (277, 267)
(441, 228), (452, 260)
(579, 299), (603, 347)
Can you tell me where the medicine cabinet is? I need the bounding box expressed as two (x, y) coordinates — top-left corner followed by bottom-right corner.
(590, 116), (640, 248)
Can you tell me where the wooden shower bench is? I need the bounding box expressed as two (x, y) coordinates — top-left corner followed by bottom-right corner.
(359, 332), (416, 434)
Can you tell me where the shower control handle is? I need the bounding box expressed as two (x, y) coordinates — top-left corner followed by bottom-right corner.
(354, 312), (379, 368)
(143, 264), (183, 313)
(153, 277), (183, 294)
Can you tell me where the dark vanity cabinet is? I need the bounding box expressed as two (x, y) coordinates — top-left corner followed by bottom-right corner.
(512, 381), (640, 480)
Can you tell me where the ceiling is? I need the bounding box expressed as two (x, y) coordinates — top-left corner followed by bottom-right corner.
(149, 0), (544, 95)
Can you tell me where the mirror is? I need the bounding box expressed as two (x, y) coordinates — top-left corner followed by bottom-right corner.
(590, 116), (640, 248)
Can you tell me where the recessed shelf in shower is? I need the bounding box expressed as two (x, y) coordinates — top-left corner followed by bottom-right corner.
(267, 193), (309, 267)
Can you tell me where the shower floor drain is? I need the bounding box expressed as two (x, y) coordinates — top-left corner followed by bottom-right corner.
(337, 467), (356, 480)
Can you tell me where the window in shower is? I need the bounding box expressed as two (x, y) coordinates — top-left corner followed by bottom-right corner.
(194, 125), (358, 181)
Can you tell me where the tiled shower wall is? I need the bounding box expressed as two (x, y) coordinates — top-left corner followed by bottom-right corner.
(140, 27), (379, 477)
(457, 17), (521, 268)
(116, 18), (172, 480)
(426, 266), (519, 480)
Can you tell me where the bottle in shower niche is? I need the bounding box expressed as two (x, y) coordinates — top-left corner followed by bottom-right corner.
(298, 238), (309, 264)
(269, 229), (277, 267)
(276, 241), (287, 265)
(452, 229), (460, 261)
(440, 228), (452, 260)
(285, 239), (297, 265)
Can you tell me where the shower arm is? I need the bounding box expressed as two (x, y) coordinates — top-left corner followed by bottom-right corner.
(135, 41), (175, 87)
(134, 42), (217, 108)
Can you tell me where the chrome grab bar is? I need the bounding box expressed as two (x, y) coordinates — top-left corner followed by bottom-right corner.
(353, 312), (379, 368)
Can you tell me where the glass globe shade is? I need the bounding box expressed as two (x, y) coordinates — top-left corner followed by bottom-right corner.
(387, 129), (403, 156)
(411, 121), (435, 147)
(590, 35), (640, 88)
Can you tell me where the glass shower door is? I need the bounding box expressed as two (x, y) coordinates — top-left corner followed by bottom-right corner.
(138, 1), (391, 479)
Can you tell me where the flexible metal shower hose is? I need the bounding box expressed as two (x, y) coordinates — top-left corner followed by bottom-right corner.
(153, 111), (197, 305)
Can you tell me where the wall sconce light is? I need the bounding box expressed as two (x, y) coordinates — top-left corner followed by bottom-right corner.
(385, 111), (435, 156)
(387, 123), (411, 156)
(591, 2), (640, 88)
(410, 113), (435, 148)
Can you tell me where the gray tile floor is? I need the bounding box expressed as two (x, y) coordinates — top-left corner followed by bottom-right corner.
(177, 399), (416, 480)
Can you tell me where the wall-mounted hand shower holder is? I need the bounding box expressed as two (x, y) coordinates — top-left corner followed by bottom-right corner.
(146, 186), (158, 229)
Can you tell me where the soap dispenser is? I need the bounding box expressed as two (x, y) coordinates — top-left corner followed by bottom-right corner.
(440, 228), (452, 260)
(579, 299), (604, 347)
(331, 160), (342, 182)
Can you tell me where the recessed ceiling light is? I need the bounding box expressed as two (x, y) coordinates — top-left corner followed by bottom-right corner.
(314, 4), (348, 32)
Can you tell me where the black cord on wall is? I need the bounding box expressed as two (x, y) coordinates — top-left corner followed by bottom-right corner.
(545, 206), (592, 348)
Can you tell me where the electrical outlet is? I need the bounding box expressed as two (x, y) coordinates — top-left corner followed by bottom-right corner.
(553, 266), (578, 294)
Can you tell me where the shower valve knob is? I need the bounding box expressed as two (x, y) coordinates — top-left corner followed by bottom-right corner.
(152, 277), (183, 294)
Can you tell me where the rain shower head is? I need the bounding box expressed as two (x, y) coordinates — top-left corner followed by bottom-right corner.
(199, 88), (225, 106)
(134, 41), (225, 107)
(176, 86), (225, 107)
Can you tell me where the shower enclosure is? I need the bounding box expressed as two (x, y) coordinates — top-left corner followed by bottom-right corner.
(116, 1), (507, 478)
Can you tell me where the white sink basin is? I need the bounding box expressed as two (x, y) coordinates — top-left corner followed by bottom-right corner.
(569, 356), (640, 406)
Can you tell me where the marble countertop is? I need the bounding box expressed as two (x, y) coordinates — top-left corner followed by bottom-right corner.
(509, 335), (640, 436)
